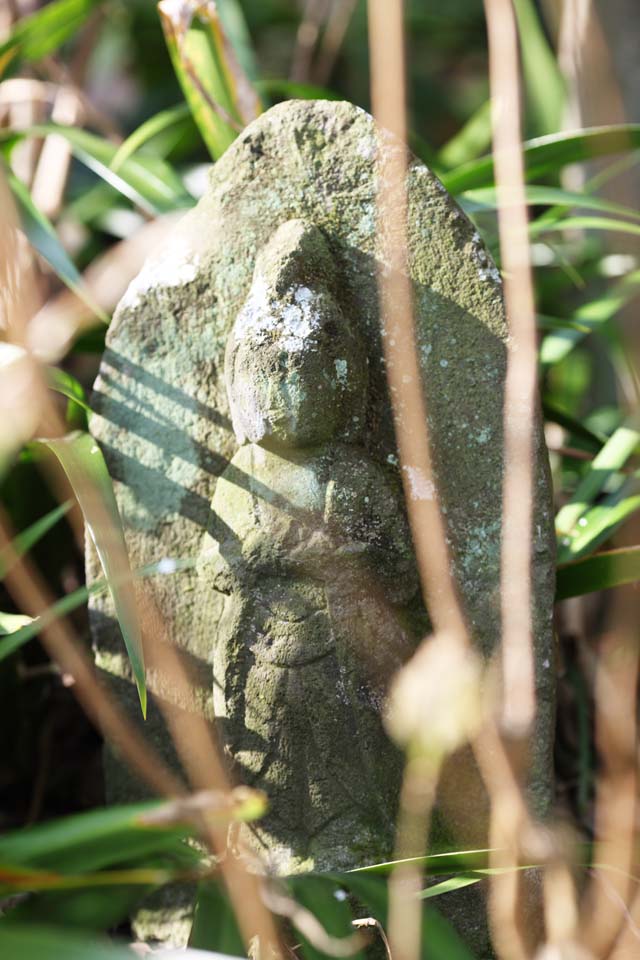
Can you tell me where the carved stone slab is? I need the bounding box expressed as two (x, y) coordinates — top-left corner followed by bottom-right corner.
(88, 100), (555, 879)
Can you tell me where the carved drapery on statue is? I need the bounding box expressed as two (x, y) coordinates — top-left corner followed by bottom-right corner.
(201, 220), (420, 871)
(87, 99), (556, 948)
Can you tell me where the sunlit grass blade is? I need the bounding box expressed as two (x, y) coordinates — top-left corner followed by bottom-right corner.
(0, 500), (73, 579)
(349, 849), (492, 876)
(0, 612), (34, 635)
(555, 421), (640, 538)
(512, 0), (565, 136)
(38, 432), (147, 717)
(2, 126), (193, 215)
(0, 555), (196, 664)
(540, 269), (640, 367)
(418, 875), (483, 899)
(159, 0), (262, 161)
(0, 0), (100, 77)
(557, 544), (640, 599)
(7, 170), (108, 322)
(558, 492), (640, 563)
(0, 927), (137, 960)
(47, 367), (93, 427)
(532, 215), (640, 240)
(0, 793), (262, 874)
(339, 872), (475, 960)
(463, 185), (640, 222)
(443, 124), (640, 193)
(436, 100), (492, 170)
(110, 103), (192, 171)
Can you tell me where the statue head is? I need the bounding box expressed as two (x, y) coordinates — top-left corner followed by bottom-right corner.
(225, 220), (368, 450)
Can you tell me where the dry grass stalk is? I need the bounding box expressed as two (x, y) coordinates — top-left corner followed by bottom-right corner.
(367, 2), (472, 958)
(578, 611), (639, 957)
(483, 0), (538, 745)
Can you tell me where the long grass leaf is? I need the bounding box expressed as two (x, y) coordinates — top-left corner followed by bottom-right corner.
(2, 126), (192, 215)
(555, 421), (640, 536)
(0, 927), (136, 960)
(443, 124), (640, 193)
(557, 545), (640, 599)
(0, 556), (195, 664)
(540, 270), (640, 366)
(0, 0), (100, 75)
(463, 185), (640, 222)
(110, 103), (192, 171)
(7, 171), (108, 322)
(558, 493), (640, 563)
(512, 0), (565, 136)
(0, 500), (73, 579)
(532, 215), (640, 240)
(159, 0), (261, 161)
(37, 433), (147, 716)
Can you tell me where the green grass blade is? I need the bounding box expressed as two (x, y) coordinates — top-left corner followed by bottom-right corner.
(0, 500), (73, 579)
(159, 0), (261, 161)
(464, 185), (640, 222)
(443, 124), (640, 194)
(2, 125), (193, 215)
(540, 270), (640, 367)
(7, 171), (107, 322)
(349, 848), (492, 876)
(0, 556), (196, 664)
(0, 0), (100, 75)
(0, 612), (34, 635)
(418, 875), (483, 899)
(110, 103), (192, 171)
(0, 927), (136, 960)
(542, 400), (606, 452)
(557, 545), (640, 599)
(558, 492), (640, 563)
(189, 881), (245, 955)
(437, 100), (492, 170)
(47, 368), (93, 424)
(37, 433), (147, 717)
(532, 215), (640, 240)
(512, 0), (565, 136)
(555, 421), (640, 537)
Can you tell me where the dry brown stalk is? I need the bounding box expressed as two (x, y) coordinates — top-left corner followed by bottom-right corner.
(578, 611), (639, 957)
(367, 2), (471, 959)
(483, 0), (538, 746)
(312, 0), (359, 85)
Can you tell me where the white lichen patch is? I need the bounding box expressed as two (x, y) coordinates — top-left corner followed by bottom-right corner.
(334, 358), (348, 385)
(402, 465), (435, 501)
(233, 279), (323, 352)
(468, 230), (501, 285)
(476, 426), (491, 445)
(121, 236), (200, 309)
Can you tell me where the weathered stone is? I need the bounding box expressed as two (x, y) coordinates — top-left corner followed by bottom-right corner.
(88, 99), (556, 952)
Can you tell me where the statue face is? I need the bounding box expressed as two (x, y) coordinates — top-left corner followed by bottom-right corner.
(226, 271), (367, 450)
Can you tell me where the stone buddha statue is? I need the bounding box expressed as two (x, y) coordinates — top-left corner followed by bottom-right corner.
(202, 219), (421, 872)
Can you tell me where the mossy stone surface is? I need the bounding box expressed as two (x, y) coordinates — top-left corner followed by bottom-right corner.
(88, 99), (556, 952)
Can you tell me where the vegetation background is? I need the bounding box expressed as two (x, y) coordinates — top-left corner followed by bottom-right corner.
(1, 0), (640, 958)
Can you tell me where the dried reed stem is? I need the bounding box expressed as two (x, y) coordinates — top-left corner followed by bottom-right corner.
(483, 0), (538, 744)
(367, 3), (468, 958)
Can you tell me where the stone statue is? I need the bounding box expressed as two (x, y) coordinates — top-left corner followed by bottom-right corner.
(87, 99), (556, 951)
(202, 219), (421, 871)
